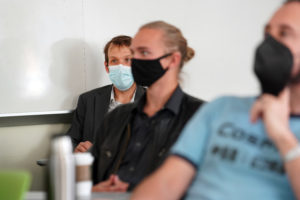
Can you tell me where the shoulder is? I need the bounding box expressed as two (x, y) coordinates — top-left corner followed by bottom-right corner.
(79, 85), (112, 99)
(181, 93), (205, 113)
(183, 93), (205, 105)
(195, 95), (256, 118)
(104, 102), (136, 121)
(208, 95), (255, 109)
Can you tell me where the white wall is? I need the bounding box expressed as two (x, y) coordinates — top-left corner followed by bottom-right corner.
(83, 0), (284, 100)
(0, 0), (284, 114)
(0, 0), (284, 191)
(0, 0), (85, 114)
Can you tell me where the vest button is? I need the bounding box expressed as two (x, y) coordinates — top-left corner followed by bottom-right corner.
(105, 151), (112, 158)
(158, 148), (166, 157)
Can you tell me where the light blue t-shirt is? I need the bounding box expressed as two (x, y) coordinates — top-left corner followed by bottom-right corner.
(171, 96), (300, 200)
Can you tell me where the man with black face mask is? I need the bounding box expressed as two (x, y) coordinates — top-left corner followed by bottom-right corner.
(91, 21), (204, 192)
(131, 1), (300, 200)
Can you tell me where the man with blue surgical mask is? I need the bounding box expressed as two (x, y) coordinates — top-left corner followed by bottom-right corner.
(66, 35), (145, 153)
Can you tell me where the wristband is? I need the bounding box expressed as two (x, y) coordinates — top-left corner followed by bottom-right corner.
(284, 145), (300, 162)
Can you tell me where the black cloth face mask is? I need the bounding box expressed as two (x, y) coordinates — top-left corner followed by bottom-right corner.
(254, 34), (294, 96)
(131, 53), (172, 87)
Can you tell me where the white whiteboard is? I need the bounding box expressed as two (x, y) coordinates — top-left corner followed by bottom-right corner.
(0, 0), (283, 114)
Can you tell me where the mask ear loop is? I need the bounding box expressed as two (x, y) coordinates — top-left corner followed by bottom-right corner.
(289, 53), (300, 84)
(157, 53), (174, 72)
(157, 52), (173, 60)
(290, 69), (300, 84)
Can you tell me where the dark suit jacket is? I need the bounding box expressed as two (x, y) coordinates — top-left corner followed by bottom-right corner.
(66, 84), (145, 148)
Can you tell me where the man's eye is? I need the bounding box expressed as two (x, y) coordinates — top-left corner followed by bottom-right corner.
(279, 30), (289, 38)
(125, 58), (131, 62)
(141, 51), (149, 56)
(111, 60), (117, 63)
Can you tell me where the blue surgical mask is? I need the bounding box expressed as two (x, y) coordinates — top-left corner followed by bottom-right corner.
(108, 64), (134, 91)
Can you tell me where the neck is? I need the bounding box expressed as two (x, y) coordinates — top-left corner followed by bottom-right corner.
(114, 83), (137, 104)
(144, 75), (178, 117)
(290, 84), (300, 114)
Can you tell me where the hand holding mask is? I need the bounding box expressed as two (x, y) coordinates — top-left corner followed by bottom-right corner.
(254, 34), (300, 96)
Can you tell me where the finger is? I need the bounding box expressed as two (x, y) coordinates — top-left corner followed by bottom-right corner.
(104, 185), (127, 192)
(74, 149), (81, 153)
(114, 175), (123, 184)
(74, 147), (80, 153)
(92, 178), (114, 191)
(92, 184), (118, 192)
(92, 185), (104, 192)
(74, 145), (85, 153)
(113, 176), (129, 190)
(75, 142), (86, 152)
(82, 141), (93, 150)
(109, 184), (128, 192)
(250, 100), (263, 123)
(103, 176), (115, 186)
(92, 184), (111, 192)
(79, 142), (89, 151)
(119, 183), (129, 191)
(109, 174), (116, 183)
(93, 176), (129, 193)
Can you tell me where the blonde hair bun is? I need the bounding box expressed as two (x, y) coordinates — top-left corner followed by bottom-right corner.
(184, 47), (195, 62)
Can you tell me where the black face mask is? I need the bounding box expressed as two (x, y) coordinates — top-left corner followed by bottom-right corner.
(254, 34), (294, 96)
(131, 53), (172, 87)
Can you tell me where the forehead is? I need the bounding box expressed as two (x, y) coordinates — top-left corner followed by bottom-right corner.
(131, 28), (165, 50)
(108, 44), (131, 56)
(268, 2), (300, 30)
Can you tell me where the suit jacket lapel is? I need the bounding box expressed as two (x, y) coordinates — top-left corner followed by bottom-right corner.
(93, 85), (112, 139)
(96, 84), (112, 115)
(134, 85), (145, 101)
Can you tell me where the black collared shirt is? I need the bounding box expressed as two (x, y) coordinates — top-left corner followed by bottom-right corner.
(116, 86), (184, 189)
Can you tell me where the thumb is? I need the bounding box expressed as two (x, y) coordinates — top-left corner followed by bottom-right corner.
(250, 100), (263, 123)
(114, 176), (129, 186)
(109, 174), (116, 182)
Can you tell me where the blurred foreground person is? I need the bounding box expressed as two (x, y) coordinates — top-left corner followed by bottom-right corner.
(132, 1), (300, 199)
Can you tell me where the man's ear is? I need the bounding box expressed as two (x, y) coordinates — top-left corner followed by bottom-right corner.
(168, 52), (182, 70)
(105, 62), (109, 73)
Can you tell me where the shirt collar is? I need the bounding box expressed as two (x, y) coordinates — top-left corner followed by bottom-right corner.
(164, 86), (184, 115)
(135, 85), (184, 115)
(110, 86), (136, 104)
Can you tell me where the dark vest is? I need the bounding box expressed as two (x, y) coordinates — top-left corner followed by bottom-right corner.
(92, 92), (205, 189)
